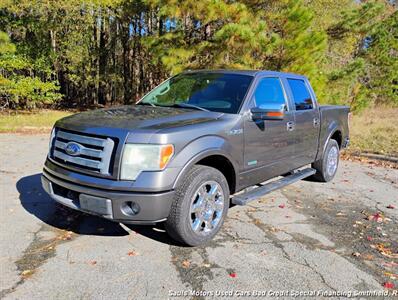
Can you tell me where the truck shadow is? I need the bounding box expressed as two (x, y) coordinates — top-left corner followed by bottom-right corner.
(16, 173), (180, 245)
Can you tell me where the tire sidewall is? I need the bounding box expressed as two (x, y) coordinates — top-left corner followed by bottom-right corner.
(178, 167), (229, 245)
(322, 139), (340, 182)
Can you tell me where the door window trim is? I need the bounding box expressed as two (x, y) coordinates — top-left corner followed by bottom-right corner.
(286, 78), (316, 112)
(247, 76), (291, 112)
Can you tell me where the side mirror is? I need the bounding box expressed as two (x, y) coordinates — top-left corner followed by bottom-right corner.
(250, 104), (285, 121)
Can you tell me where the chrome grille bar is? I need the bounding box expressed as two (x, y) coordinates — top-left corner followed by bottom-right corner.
(53, 150), (104, 169)
(54, 140), (103, 158)
(53, 129), (115, 175)
(57, 130), (107, 147)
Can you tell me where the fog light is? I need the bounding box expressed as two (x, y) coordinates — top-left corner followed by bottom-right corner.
(121, 201), (140, 216)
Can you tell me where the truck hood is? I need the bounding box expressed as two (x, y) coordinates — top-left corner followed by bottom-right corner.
(55, 105), (223, 132)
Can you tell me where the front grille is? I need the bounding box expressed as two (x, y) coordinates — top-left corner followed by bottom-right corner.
(52, 129), (115, 175)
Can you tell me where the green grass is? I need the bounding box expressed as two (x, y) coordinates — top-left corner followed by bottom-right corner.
(0, 110), (72, 133)
(349, 107), (398, 156)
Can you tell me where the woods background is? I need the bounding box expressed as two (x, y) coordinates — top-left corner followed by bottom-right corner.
(0, 0), (397, 112)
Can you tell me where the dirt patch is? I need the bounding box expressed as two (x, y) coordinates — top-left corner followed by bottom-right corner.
(342, 151), (398, 170)
(0, 205), (83, 298)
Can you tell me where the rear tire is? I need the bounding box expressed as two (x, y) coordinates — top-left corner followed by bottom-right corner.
(165, 165), (229, 246)
(311, 139), (340, 182)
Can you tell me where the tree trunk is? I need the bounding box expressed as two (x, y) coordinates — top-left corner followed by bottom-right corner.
(98, 13), (107, 106)
(122, 23), (132, 104)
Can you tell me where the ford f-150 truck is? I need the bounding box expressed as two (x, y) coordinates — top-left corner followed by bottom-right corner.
(42, 70), (350, 246)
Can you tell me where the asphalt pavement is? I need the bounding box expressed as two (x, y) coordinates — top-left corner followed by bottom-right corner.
(0, 134), (397, 299)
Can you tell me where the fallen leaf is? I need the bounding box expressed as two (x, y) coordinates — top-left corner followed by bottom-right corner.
(383, 282), (394, 289)
(202, 263), (211, 268)
(386, 204), (395, 209)
(384, 272), (398, 280)
(269, 227), (279, 232)
(278, 204), (285, 209)
(383, 261), (398, 267)
(368, 212), (384, 223)
(361, 254), (374, 261)
(182, 260), (190, 268)
(127, 251), (139, 257)
(229, 272), (237, 278)
(254, 219), (262, 225)
(21, 270), (33, 277)
(374, 244), (398, 259)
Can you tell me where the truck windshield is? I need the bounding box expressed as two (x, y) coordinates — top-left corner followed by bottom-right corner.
(139, 73), (253, 114)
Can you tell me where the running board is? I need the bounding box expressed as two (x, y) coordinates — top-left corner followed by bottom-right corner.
(231, 168), (316, 206)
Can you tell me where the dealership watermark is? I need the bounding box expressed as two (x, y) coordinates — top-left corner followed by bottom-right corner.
(169, 289), (397, 298)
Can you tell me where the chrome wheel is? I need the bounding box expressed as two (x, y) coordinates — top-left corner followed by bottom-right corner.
(189, 181), (224, 235)
(326, 146), (338, 176)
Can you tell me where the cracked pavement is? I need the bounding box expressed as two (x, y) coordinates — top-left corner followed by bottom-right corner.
(0, 134), (397, 299)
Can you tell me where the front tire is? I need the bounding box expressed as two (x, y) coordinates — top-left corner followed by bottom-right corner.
(165, 165), (229, 246)
(311, 139), (340, 182)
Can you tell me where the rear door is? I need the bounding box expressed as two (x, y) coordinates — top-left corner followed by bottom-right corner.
(285, 78), (320, 167)
(242, 76), (296, 185)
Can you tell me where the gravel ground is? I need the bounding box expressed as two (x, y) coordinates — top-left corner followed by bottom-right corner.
(0, 134), (397, 299)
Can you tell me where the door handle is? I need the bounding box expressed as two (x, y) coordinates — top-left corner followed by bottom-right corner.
(313, 118), (320, 127)
(286, 121), (295, 131)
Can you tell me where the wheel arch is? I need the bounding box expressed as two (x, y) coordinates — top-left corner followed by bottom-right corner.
(173, 150), (238, 194)
(330, 130), (342, 148)
(317, 124), (343, 161)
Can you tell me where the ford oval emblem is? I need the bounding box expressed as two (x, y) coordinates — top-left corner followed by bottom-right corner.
(65, 142), (82, 156)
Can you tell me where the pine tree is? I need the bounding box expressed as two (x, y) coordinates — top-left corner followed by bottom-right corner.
(365, 10), (398, 106)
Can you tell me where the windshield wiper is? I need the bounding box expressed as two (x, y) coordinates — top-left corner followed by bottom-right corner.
(137, 102), (157, 107)
(173, 103), (209, 112)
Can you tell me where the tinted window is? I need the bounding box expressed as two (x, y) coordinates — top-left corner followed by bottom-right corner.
(253, 77), (286, 107)
(140, 73), (253, 113)
(287, 79), (313, 110)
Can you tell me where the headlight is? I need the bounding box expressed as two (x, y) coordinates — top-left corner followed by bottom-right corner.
(48, 127), (56, 155)
(120, 144), (174, 180)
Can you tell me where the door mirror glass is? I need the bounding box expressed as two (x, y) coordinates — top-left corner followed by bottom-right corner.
(251, 104), (285, 121)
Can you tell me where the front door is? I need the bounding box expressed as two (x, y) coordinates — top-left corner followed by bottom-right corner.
(241, 76), (296, 186)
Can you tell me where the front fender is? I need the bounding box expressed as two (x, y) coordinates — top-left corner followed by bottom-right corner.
(169, 135), (239, 189)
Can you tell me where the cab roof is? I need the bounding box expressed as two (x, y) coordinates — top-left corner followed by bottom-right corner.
(183, 69), (307, 80)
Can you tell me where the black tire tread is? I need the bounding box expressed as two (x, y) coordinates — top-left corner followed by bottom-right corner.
(165, 165), (229, 246)
(311, 139), (339, 182)
(165, 165), (205, 244)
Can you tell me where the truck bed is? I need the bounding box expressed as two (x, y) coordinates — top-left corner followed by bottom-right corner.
(317, 105), (350, 159)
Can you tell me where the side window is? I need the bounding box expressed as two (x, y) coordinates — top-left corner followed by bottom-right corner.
(253, 77), (286, 107)
(287, 79), (313, 110)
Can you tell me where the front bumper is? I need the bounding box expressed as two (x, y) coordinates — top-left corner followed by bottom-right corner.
(41, 169), (175, 224)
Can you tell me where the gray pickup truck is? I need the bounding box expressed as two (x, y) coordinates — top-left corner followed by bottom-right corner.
(42, 70), (349, 246)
